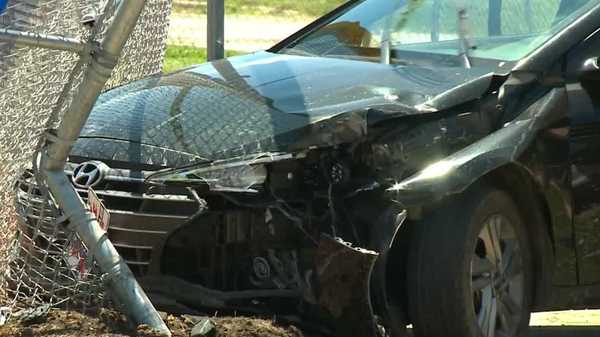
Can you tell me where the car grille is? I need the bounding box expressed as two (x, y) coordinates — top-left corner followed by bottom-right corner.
(15, 161), (198, 276)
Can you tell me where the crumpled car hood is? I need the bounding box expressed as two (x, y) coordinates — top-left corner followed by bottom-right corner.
(77, 51), (498, 165)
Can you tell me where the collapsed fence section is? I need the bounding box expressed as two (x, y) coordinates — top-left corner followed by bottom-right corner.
(0, 0), (172, 334)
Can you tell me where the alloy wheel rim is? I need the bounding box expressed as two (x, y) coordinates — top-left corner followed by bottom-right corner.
(471, 214), (525, 337)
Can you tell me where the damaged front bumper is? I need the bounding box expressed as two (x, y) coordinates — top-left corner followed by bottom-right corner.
(138, 150), (409, 337)
(141, 234), (404, 337)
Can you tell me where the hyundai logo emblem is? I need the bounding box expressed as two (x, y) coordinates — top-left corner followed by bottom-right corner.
(71, 161), (109, 189)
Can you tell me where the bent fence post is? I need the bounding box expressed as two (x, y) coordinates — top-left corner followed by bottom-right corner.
(0, 0), (172, 335)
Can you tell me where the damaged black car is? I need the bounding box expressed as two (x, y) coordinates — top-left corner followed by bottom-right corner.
(15, 0), (600, 336)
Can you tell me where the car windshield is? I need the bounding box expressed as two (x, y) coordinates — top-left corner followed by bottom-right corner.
(280, 0), (597, 66)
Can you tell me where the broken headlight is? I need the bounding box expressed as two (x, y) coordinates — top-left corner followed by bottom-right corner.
(148, 161), (268, 192)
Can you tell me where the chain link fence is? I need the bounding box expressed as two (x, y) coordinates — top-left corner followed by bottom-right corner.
(0, 0), (171, 321)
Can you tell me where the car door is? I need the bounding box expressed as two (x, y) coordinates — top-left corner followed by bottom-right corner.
(566, 29), (600, 285)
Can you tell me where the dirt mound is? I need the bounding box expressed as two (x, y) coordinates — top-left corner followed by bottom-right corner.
(163, 314), (304, 337)
(0, 309), (132, 337)
(0, 309), (304, 337)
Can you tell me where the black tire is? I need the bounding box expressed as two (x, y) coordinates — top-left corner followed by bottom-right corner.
(407, 186), (533, 337)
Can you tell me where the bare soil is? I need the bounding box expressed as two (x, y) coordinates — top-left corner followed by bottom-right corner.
(0, 309), (304, 337)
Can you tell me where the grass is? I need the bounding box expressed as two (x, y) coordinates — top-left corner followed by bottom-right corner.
(172, 0), (346, 18)
(163, 45), (245, 73)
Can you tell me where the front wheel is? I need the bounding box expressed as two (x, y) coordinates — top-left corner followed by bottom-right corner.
(407, 187), (533, 337)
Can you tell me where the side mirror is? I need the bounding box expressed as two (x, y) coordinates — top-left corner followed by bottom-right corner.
(579, 57), (600, 80)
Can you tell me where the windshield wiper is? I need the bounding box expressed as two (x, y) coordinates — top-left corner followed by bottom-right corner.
(457, 8), (474, 69)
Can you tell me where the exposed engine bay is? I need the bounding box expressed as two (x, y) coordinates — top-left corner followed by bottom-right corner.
(140, 148), (403, 337)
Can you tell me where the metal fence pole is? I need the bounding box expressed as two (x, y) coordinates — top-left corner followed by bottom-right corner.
(489, 0), (502, 36)
(0, 28), (87, 53)
(41, 0), (171, 335)
(207, 0), (224, 60)
(431, 0), (441, 42)
(525, 0), (533, 33)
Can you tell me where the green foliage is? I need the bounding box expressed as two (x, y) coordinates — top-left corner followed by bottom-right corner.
(173, 0), (346, 18)
(163, 45), (245, 73)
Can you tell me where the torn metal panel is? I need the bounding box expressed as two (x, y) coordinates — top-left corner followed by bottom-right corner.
(314, 235), (379, 337)
(415, 72), (498, 113)
(369, 209), (408, 337)
(368, 96), (502, 186)
(387, 87), (568, 206)
(383, 83), (577, 289)
(288, 110), (368, 152)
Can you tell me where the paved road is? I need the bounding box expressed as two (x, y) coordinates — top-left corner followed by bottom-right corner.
(529, 310), (600, 335)
(528, 327), (600, 337)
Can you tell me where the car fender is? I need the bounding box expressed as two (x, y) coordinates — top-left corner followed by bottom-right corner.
(386, 87), (568, 207)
